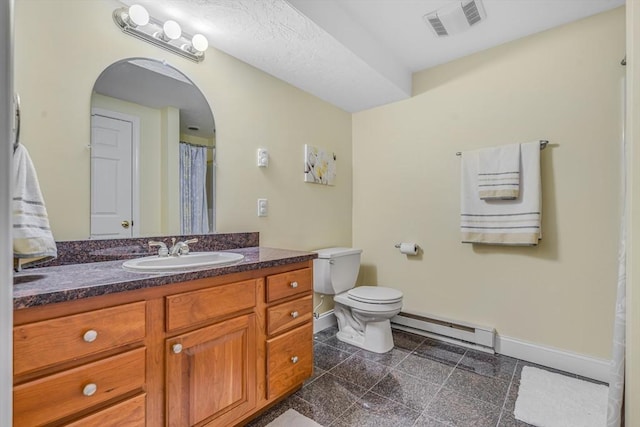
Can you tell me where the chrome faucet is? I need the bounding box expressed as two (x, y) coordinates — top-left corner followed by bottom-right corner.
(148, 241), (169, 257)
(169, 238), (198, 256)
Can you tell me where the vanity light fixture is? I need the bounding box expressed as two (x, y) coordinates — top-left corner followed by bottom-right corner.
(113, 4), (208, 63)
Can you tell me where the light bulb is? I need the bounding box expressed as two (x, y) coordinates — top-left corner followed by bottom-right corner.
(163, 20), (182, 40)
(128, 4), (149, 26)
(191, 34), (209, 52)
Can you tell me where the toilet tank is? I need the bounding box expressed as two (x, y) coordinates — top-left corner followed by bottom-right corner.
(312, 248), (362, 295)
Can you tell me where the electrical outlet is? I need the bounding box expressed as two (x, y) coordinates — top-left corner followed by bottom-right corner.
(257, 148), (269, 167)
(257, 198), (268, 217)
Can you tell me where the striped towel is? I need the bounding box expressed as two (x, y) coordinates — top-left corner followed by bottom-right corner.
(13, 143), (57, 268)
(478, 143), (520, 200)
(461, 141), (541, 245)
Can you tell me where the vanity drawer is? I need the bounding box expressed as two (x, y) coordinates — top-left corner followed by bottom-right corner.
(266, 268), (312, 302)
(267, 294), (313, 336)
(266, 323), (313, 399)
(14, 347), (146, 427)
(166, 279), (257, 331)
(65, 393), (146, 427)
(14, 301), (146, 376)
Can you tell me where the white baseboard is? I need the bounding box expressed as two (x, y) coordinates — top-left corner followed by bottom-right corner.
(313, 310), (337, 334)
(495, 335), (611, 383)
(312, 311), (610, 383)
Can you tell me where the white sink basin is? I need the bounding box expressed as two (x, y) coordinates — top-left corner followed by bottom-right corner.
(123, 252), (245, 272)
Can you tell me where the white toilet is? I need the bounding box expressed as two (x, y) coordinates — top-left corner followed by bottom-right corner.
(313, 247), (403, 353)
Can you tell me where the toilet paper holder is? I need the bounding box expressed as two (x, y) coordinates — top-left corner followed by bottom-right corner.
(394, 242), (419, 255)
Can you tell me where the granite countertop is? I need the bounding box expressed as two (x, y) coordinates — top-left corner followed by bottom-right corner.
(13, 247), (317, 310)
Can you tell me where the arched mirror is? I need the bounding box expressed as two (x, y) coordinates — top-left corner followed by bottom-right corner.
(90, 58), (215, 239)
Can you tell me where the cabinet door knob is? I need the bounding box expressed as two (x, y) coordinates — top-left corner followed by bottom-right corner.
(290, 281), (298, 288)
(83, 383), (97, 397)
(172, 343), (183, 354)
(83, 330), (98, 343)
(291, 356), (299, 364)
(290, 311), (299, 319)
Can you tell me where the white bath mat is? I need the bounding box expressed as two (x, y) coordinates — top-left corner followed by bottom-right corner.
(514, 366), (608, 427)
(266, 409), (323, 427)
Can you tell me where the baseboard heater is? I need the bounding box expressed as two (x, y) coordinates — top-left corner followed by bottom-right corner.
(391, 311), (496, 353)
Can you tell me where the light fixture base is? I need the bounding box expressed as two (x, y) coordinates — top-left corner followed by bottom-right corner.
(113, 7), (206, 63)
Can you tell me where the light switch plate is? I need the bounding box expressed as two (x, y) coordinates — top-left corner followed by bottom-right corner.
(257, 198), (268, 217)
(257, 148), (269, 167)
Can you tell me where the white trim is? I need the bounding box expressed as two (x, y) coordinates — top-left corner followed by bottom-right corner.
(90, 108), (141, 238)
(495, 335), (611, 383)
(312, 316), (611, 383)
(1, 0), (13, 423)
(313, 310), (337, 334)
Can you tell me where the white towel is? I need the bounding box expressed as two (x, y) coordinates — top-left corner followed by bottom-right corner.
(478, 143), (520, 200)
(461, 141), (541, 245)
(13, 143), (57, 268)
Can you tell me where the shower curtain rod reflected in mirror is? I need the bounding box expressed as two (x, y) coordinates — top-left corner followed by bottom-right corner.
(180, 140), (214, 150)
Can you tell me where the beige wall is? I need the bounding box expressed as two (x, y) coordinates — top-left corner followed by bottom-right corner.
(626, 1), (639, 424)
(353, 8), (624, 359)
(14, 0), (352, 251)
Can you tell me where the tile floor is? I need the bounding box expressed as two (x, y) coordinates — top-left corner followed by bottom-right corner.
(248, 327), (603, 427)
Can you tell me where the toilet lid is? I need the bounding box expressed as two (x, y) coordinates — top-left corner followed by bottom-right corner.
(347, 286), (403, 304)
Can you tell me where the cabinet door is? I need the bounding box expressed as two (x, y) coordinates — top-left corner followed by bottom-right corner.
(166, 314), (256, 427)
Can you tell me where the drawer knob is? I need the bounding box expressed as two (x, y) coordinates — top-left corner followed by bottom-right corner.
(83, 330), (98, 343)
(290, 311), (299, 319)
(83, 383), (97, 397)
(290, 281), (298, 288)
(291, 356), (299, 364)
(172, 343), (183, 354)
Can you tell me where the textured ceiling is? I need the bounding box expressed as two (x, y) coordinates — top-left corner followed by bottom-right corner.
(117, 0), (624, 112)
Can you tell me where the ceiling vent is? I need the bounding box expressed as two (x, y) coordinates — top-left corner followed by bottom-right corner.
(424, 0), (487, 37)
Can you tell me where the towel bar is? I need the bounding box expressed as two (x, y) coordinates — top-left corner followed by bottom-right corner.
(456, 140), (548, 156)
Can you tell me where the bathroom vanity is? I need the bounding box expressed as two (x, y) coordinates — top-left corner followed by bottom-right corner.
(13, 243), (316, 426)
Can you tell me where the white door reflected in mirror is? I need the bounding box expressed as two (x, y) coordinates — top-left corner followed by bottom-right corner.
(90, 113), (134, 239)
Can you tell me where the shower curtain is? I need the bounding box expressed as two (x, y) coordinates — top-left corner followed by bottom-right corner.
(606, 78), (627, 427)
(179, 142), (209, 235)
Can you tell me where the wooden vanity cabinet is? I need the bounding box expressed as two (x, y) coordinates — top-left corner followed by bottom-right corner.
(264, 268), (314, 400)
(13, 260), (314, 426)
(165, 279), (258, 427)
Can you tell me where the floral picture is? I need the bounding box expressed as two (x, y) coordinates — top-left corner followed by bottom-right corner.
(304, 144), (336, 185)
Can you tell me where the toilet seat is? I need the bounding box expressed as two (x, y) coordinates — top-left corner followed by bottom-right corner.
(347, 286), (403, 304)
(334, 286), (403, 314)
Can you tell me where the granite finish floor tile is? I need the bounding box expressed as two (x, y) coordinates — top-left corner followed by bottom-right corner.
(330, 391), (422, 427)
(391, 329), (426, 351)
(353, 346), (411, 368)
(314, 342), (352, 371)
(413, 415), (452, 427)
(314, 326), (339, 342)
(395, 352), (456, 385)
(249, 327), (607, 427)
(425, 388), (502, 427)
(329, 354), (391, 389)
(457, 349), (518, 381)
(413, 337), (468, 365)
(294, 372), (368, 422)
(323, 335), (362, 354)
(497, 413), (536, 427)
(369, 368), (441, 411)
(246, 395), (335, 427)
(444, 367), (511, 406)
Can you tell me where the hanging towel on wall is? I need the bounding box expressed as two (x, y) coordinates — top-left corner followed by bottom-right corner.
(460, 141), (541, 245)
(478, 143), (520, 200)
(13, 143), (57, 268)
